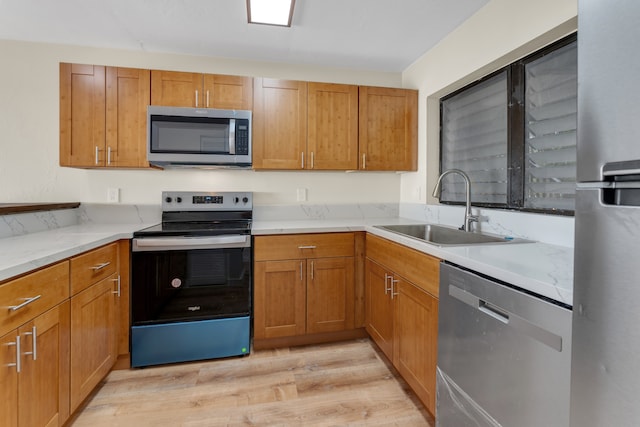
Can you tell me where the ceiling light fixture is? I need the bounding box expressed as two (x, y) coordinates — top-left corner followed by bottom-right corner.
(247, 0), (295, 27)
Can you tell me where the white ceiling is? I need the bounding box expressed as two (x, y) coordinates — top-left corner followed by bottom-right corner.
(0, 0), (489, 72)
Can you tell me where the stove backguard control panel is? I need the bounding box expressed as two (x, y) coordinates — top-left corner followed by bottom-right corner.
(162, 191), (253, 212)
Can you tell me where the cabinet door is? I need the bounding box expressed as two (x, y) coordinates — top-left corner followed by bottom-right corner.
(394, 279), (438, 415)
(18, 301), (71, 427)
(364, 259), (394, 359)
(307, 83), (358, 170)
(106, 67), (151, 168)
(359, 86), (418, 171)
(59, 63), (106, 167)
(307, 257), (355, 334)
(253, 78), (307, 169)
(203, 74), (253, 110)
(150, 70), (202, 107)
(254, 260), (306, 339)
(0, 330), (18, 427)
(70, 274), (118, 412)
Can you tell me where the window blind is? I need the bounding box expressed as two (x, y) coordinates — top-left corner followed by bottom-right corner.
(440, 71), (508, 204)
(524, 41), (577, 211)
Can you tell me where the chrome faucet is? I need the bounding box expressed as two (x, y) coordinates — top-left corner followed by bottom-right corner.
(432, 169), (479, 232)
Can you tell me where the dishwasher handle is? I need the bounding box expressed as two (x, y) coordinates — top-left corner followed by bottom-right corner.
(478, 300), (509, 324)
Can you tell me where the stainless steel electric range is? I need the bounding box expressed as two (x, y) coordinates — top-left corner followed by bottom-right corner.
(130, 191), (252, 368)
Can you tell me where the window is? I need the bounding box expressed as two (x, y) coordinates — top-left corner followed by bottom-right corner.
(439, 34), (577, 214)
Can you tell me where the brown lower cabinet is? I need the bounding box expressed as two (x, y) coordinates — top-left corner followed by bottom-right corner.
(365, 233), (440, 416)
(70, 272), (119, 412)
(0, 240), (129, 426)
(253, 233), (360, 345)
(0, 262), (71, 427)
(69, 241), (123, 413)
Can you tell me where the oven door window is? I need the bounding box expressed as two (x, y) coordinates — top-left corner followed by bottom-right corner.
(132, 247), (251, 324)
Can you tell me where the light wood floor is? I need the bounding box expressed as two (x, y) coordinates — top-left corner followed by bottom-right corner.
(69, 338), (434, 426)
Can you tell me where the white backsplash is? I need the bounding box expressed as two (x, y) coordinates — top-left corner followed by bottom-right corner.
(0, 202), (574, 248)
(400, 203), (575, 248)
(0, 208), (78, 238)
(254, 203), (399, 221)
(78, 204), (161, 225)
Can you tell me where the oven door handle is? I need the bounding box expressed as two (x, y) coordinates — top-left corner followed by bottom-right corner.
(132, 235), (250, 251)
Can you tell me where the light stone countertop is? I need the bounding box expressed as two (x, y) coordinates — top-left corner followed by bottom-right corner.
(253, 218), (574, 307)
(0, 223), (152, 283)
(0, 217), (574, 307)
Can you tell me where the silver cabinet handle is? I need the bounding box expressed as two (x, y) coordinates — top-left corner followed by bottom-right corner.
(310, 260), (314, 280)
(9, 295), (42, 312)
(112, 275), (121, 297)
(95, 146), (100, 165)
(195, 89), (199, 107)
(22, 326), (37, 361)
(311, 151), (315, 169)
(206, 90), (210, 108)
(107, 146), (112, 165)
(7, 336), (20, 373)
(390, 278), (399, 299)
(301, 152), (305, 169)
(298, 245), (317, 249)
(362, 153), (366, 169)
(91, 262), (111, 271)
(384, 273), (391, 295)
(300, 261), (303, 282)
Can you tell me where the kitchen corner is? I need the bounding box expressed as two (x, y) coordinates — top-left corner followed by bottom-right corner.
(254, 216), (574, 307)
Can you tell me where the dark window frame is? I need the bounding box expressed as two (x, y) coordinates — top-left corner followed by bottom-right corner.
(439, 32), (577, 216)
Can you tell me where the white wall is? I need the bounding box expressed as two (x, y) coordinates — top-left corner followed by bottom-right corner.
(400, 0), (578, 204)
(0, 40), (404, 206)
(0, 1), (580, 209)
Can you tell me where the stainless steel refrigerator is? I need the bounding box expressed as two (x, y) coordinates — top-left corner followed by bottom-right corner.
(571, 1), (640, 425)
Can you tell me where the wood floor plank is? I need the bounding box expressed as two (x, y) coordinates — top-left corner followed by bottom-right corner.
(70, 338), (433, 426)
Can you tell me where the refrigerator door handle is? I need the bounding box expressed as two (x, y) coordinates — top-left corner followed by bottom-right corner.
(603, 159), (640, 177)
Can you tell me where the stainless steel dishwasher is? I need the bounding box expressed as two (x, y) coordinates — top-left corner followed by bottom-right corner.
(437, 262), (572, 427)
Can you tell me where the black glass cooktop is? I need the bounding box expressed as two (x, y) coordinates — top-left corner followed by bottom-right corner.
(134, 211), (252, 238)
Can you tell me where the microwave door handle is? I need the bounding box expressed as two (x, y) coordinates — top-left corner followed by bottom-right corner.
(229, 119), (236, 155)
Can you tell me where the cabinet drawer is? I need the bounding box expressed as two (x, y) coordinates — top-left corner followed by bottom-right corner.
(0, 261), (70, 337)
(254, 233), (354, 261)
(366, 234), (440, 297)
(70, 243), (118, 295)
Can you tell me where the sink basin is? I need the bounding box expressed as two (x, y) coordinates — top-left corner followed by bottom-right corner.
(374, 224), (532, 246)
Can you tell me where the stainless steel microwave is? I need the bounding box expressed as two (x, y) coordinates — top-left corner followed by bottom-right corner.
(147, 106), (252, 169)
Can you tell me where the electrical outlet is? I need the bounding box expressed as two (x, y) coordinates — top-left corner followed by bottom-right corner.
(415, 186), (422, 201)
(296, 188), (307, 202)
(107, 188), (120, 203)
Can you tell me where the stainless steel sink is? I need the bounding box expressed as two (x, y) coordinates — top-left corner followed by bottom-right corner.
(374, 224), (532, 246)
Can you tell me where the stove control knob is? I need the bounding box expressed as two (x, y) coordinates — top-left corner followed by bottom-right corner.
(242, 197), (249, 204)
(165, 197), (172, 203)
(234, 197), (240, 204)
(176, 197), (182, 203)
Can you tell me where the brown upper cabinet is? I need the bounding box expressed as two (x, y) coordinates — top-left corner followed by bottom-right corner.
(359, 86), (418, 171)
(60, 63), (150, 168)
(150, 70), (253, 110)
(253, 79), (360, 170)
(253, 78), (417, 171)
(252, 78), (308, 169)
(308, 82), (359, 170)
